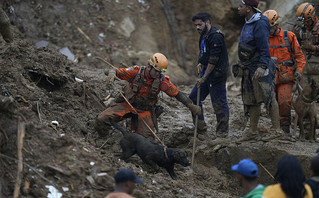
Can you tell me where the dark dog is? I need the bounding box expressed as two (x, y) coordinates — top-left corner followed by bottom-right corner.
(111, 122), (190, 179)
(293, 79), (318, 141)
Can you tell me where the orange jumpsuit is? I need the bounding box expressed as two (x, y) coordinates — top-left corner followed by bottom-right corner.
(98, 66), (179, 138)
(269, 28), (306, 127)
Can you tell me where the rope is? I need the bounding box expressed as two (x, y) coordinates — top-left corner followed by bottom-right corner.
(118, 91), (165, 146)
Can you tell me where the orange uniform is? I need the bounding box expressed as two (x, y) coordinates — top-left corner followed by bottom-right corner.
(98, 66), (179, 138)
(269, 28), (306, 127)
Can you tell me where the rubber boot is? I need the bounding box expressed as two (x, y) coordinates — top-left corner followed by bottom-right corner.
(269, 95), (280, 130)
(281, 125), (290, 133)
(262, 97), (284, 141)
(237, 105), (260, 142)
(192, 116), (207, 133)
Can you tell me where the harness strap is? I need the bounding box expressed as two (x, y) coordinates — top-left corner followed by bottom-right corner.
(301, 94), (317, 103)
(270, 30), (296, 70)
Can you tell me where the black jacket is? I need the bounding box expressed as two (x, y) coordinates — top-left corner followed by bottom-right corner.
(198, 26), (229, 84)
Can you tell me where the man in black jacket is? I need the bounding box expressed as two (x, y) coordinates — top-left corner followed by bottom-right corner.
(189, 12), (229, 138)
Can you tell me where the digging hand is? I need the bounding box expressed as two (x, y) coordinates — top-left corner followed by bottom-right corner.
(232, 63), (241, 78)
(196, 77), (206, 88)
(252, 67), (266, 80)
(196, 63), (203, 74)
(302, 42), (317, 51)
(106, 70), (116, 85)
(187, 103), (201, 116)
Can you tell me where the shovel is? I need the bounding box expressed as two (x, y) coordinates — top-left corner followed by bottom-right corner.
(191, 74), (201, 169)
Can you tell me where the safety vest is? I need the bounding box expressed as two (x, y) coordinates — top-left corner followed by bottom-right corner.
(270, 30), (295, 68)
(125, 66), (164, 107)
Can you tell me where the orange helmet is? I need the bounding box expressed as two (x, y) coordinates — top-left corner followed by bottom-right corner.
(148, 53), (168, 72)
(296, 3), (315, 21)
(263, 10), (280, 26)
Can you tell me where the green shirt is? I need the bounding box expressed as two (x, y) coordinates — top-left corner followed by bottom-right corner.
(241, 184), (266, 198)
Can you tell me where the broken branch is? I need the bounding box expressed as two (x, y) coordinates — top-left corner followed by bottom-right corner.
(13, 120), (25, 198)
(77, 27), (92, 43)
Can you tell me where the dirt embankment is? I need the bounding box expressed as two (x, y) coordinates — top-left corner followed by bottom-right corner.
(0, 0), (319, 198)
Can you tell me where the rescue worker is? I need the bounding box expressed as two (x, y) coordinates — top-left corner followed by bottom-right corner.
(263, 10), (306, 134)
(95, 53), (202, 139)
(0, 4), (12, 43)
(190, 12), (229, 138)
(234, 0), (281, 141)
(294, 2), (319, 83)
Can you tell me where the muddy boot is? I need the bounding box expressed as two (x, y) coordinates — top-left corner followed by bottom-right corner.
(281, 125), (290, 134)
(237, 105), (261, 142)
(261, 128), (284, 142)
(216, 131), (228, 138)
(269, 96), (280, 130)
(242, 106), (260, 140)
(192, 116), (207, 133)
(197, 120), (207, 132)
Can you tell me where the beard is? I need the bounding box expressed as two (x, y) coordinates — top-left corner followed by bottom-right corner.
(200, 25), (208, 36)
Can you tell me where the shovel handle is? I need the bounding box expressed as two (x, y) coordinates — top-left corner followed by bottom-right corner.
(191, 74), (201, 168)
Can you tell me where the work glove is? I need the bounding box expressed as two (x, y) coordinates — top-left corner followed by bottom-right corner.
(301, 43), (317, 51)
(187, 103), (202, 116)
(294, 71), (302, 81)
(105, 71), (116, 85)
(252, 67), (266, 80)
(196, 63), (203, 74)
(293, 24), (301, 34)
(196, 77), (206, 88)
(232, 63), (240, 78)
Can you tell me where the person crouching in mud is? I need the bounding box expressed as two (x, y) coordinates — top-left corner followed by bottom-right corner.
(95, 53), (202, 140)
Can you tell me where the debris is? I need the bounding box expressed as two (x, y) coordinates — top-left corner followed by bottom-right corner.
(97, 172), (107, 176)
(59, 47), (75, 61)
(45, 185), (62, 198)
(23, 181), (31, 194)
(62, 187), (69, 192)
(36, 40), (49, 48)
(77, 27), (92, 43)
(51, 121), (59, 126)
(13, 121), (25, 198)
(98, 33), (105, 42)
(37, 101), (42, 124)
(75, 77), (84, 83)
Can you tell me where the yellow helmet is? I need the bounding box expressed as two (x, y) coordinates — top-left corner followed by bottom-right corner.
(296, 3), (315, 21)
(263, 10), (280, 26)
(148, 53), (168, 72)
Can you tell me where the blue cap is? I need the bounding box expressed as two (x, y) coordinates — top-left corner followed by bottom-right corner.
(114, 168), (144, 184)
(232, 159), (258, 177)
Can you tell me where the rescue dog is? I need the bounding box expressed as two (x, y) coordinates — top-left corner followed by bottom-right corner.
(111, 122), (190, 179)
(293, 79), (319, 141)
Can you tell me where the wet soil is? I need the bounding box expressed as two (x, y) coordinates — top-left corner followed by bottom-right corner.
(0, 1), (318, 198)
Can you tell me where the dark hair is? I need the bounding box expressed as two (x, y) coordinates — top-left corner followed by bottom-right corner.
(275, 155), (306, 198)
(311, 153), (319, 176)
(192, 12), (211, 22)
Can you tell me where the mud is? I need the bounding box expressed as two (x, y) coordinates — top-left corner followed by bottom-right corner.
(0, 1), (319, 198)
